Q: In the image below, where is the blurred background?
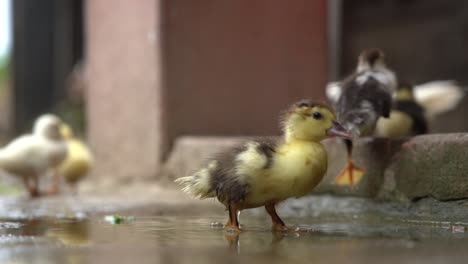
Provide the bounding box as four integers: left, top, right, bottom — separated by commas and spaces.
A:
0, 0, 467, 185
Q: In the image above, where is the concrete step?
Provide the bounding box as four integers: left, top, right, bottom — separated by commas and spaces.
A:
163, 134, 468, 202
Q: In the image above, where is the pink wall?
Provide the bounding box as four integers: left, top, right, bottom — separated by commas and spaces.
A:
86, 0, 328, 179
86, 0, 163, 180
165, 0, 328, 152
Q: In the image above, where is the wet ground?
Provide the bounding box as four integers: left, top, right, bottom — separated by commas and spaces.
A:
1, 192, 468, 263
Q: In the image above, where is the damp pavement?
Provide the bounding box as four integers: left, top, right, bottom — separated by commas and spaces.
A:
1, 188, 468, 264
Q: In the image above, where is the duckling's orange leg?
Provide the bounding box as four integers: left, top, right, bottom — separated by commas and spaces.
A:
265, 204, 286, 231
335, 139, 364, 186
266, 204, 307, 232
47, 172, 60, 195
224, 203, 241, 232
31, 174, 41, 197
23, 175, 40, 198
22, 177, 33, 196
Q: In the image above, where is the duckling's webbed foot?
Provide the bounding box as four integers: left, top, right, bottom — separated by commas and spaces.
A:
224, 203, 241, 233
335, 160, 364, 186
335, 139, 364, 186
265, 204, 306, 232
47, 172, 60, 195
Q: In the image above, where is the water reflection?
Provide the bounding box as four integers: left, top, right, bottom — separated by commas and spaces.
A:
222, 230, 286, 254
46, 219, 91, 246
0, 215, 467, 263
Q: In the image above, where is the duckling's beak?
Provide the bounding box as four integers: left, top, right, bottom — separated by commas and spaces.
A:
59, 123, 73, 139
326, 121, 352, 139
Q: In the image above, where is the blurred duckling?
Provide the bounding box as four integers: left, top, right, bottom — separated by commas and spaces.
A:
375, 80, 464, 138
331, 49, 395, 186
375, 82, 427, 138
412, 80, 465, 122
0, 114, 67, 197
176, 100, 351, 232
50, 124, 93, 194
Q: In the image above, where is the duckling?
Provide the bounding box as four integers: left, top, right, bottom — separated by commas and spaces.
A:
375, 80, 464, 138
0, 114, 67, 197
331, 49, 396, 186
49, 123, 93, 194
175, 100, 351, 232
375, 82, 427, 138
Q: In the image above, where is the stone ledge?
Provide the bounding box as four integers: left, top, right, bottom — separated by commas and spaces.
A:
163, 134, 468, 202
386, 134, 468, 201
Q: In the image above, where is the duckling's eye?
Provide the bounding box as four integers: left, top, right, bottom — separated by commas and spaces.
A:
312, 112, 323, 120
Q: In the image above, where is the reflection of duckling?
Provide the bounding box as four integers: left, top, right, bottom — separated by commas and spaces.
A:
0, 114, 67, 197
375, 83, 427, 138
176, 100, 350, 232
223, 229, 286, 254
50, 124, 93, 194
46, 219, 91, 247
331, 49, 395, 186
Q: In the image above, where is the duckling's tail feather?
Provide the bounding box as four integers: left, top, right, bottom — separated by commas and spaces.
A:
175, 175, 214, 199
175, 162, 217, 199
414, 80, 465, 119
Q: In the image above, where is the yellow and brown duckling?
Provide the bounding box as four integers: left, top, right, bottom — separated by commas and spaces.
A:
49, 123, 93, 194
375, 80, 465, 138
330, 49, 396, 186
0, 114, 67, 197
375, 82, 427, 138
176, 100, 351, 232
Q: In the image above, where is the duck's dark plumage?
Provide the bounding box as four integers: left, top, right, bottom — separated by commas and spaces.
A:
394, 100, 427, 135
207, 138, 278, 205
337, 75, 392, 135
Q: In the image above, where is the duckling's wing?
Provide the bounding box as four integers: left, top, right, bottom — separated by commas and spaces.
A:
326, 82, 343, 104
234, 140, 276, 174
0, 135, 43, 173
0, 135, 36, 159
67, 139, 94, 163
214, 140, 277, 203
176, 139, 277, 204
414, 80, 465, 119
59, 139, 93, 182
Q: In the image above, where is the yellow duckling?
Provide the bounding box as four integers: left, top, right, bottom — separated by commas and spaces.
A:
0, 114, 67, 197
376, 80, 464, 138
51, 124, 93, 194
375, 82, 427, 138
176, 100, 351, 232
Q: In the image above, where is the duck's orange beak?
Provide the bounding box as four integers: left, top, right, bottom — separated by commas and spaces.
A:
326, 121, 352, 139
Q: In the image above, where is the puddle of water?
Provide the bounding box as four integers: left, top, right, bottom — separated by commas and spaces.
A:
0, 214, 468, 264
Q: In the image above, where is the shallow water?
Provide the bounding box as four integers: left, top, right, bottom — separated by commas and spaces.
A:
1, 213, 468, 264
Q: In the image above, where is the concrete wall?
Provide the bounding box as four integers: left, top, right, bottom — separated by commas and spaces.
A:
85, 0, 163, 181
341, 0, 468, 133
164, 0, 328, 154
85, 0, 328, 180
